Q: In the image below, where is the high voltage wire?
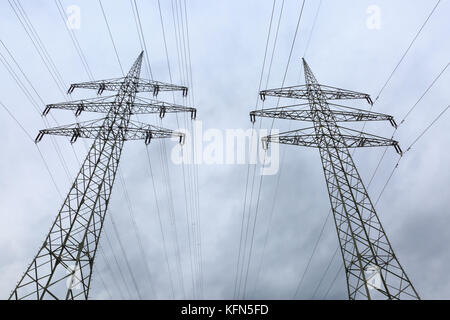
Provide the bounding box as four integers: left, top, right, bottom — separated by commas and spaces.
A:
131, 0, 153, 80
293, 206, 331, 298
173, 0, 203, 298
374, 0, 442, 102
239, 0, 307, 299
156, 0, 202, 298
182, 0, 204, 298
368, 61, 449, 187
170, 0, 195, 299
97, 0, 177, 299
0, 43, 74, 188
8, 0, 68, 99
98, 0, 124, 76
109, 213, 143, 299
311, 246, 338, 299
128, 0, 200, 299
375, 102, 450, 206
97, 244, 126, 299
303, 0, 322, 58
0, 101, 63, 200
243, 0, 307, 299
151, 27, 187, 303
93, 264, 113, 299
102, 231, 133, 299
234, 0, 277, 299
55, 0, 94, 80
145, 146, 176, 298
118, 171, 157, 297
248, 0, 287, 298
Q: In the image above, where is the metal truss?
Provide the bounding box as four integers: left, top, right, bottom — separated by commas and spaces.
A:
250, 103, 397, 128
43, 96, 196, 119
251, 59, 419, 300
260, 84, 373, 105
35, 119, 184, 145
10, 52, 193, 300
67, 77, 188, 96
261, 126, 402, 154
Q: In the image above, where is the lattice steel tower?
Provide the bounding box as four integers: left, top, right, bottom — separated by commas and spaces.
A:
10, 52, 196, 300
250, 59, 419, 300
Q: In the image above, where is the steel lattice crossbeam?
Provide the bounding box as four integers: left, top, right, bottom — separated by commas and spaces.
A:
259, 84, 373, 105
10, 52, 194, 300
250, 103, 397, 127
250, 59, 419, 300
67, 77, 188, 96
43, 96, 196, 119
261, 126, 403, 154
35, 119, 184, 145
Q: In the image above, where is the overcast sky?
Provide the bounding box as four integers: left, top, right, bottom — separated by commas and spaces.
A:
0, 0, 449, 300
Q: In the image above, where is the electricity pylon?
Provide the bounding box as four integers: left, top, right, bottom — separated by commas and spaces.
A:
250, 59, 419, 300
10, 52, 195, 300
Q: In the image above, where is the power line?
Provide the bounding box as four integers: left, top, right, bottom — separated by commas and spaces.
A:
375, 102, 450, 206
182, 0, 204, 298
311, 246, 338, 299
130, 0, 153, 80
109, 212, 143, 299
171, 0, 197, 298
98, 0, 125, 76
55, 0, 94, 80
0, 101, 63, 199
293, 208, 331, 298
374, 0, 442, 102
145, 146, 176, 298
234, 0, 277, 299
303, 0, 322, 58
323, 263, 344, 299
368, 60, 449, 187
249, 0, 291, 297
240, 0, 307, 299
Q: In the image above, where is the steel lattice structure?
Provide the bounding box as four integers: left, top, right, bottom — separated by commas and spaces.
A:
10, 52, 194, 300
250, 59, 419, 300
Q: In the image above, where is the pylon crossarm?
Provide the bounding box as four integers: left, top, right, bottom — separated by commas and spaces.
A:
68, 78, 187, 96
133, 97, 196, 118
35, 118, 184, 145
260, 85, 372, 105
250, 103, 396, 126
43, 96, 196, 119
43, 95, 117, 116
136, 79, 188, 96
262, 126, 401, 154
126, 120, 185, 144
67, 77, 125, 95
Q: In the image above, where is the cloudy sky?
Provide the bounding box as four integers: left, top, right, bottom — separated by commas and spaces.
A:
0, 0, 449, 300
